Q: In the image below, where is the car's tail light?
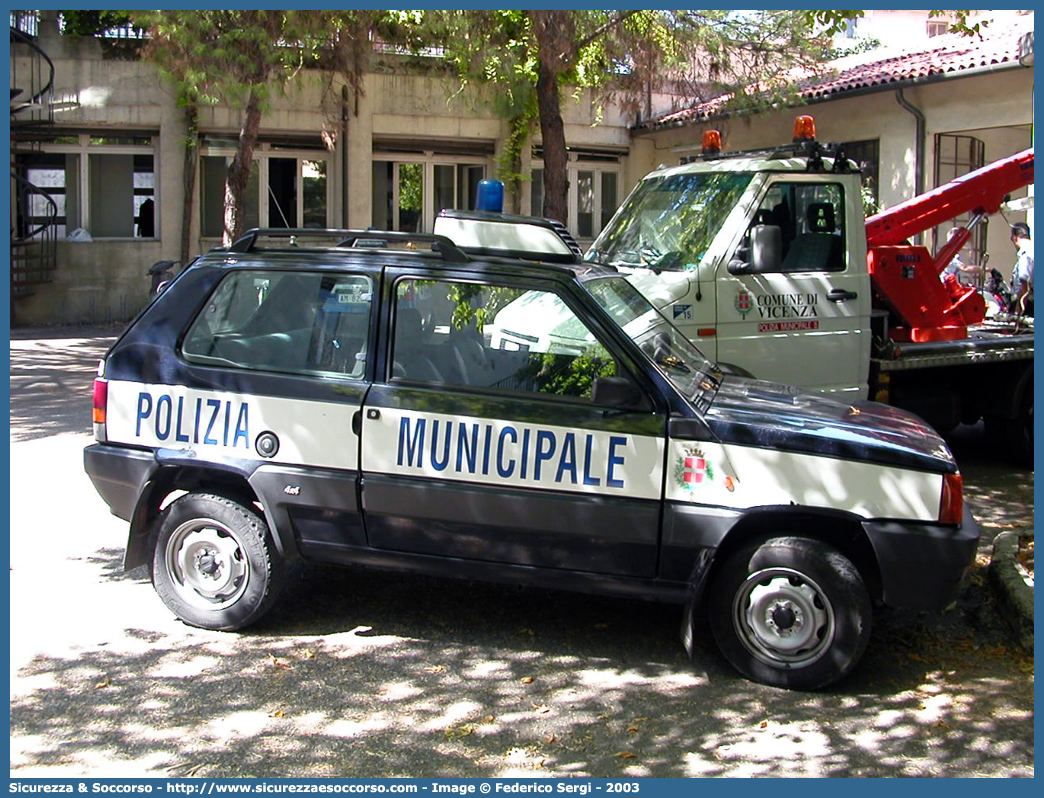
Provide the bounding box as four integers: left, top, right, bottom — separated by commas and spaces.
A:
939, 472, 963, 524
92, 377, 108, 425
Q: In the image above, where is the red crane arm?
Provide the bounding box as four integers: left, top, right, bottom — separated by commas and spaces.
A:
865, 148, 1034, 247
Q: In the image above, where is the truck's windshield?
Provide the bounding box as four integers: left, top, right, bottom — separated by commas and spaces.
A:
583, 276, 721, 405
585, 172, 753, 272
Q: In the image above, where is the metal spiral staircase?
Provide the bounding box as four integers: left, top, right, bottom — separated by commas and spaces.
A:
10, 21, 60, 310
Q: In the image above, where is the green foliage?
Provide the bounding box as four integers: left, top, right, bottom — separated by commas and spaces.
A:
929, 10, 981, 36
544, 350, 616, 398
391, 10, 903, 215
860, 181, 880, 218
496, 112, 538, 201
398, 163, 423, 213
59, 10, 135, 37
829, 38, 883, 60
133, 10, 395, 110
803, 10, 865, 38
514, 350, 616, 399
448, 283, 512, 331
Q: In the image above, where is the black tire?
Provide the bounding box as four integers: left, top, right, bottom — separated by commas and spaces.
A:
1010, 388, 1033, 469
151, 492, 284, 631
708, 536, 871, 690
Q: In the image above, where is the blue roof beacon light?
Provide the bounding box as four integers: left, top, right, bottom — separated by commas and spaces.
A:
475, 179, 504, 213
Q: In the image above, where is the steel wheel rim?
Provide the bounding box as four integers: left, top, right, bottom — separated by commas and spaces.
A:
165, 518, 250, 611
732, 566, 835, 668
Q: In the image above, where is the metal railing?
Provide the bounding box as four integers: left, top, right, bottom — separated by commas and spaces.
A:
10, 171, 59, 295
10, 26, 56, 128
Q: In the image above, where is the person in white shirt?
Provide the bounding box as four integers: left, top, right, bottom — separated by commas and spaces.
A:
1009, 222, 1033, 316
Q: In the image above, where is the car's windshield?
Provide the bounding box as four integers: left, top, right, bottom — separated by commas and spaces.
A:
582, 275, 721, 406
585, 171, 753, 272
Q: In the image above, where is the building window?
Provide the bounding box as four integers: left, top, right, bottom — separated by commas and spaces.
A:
200, 137, 330, 239
530, 149, 623, 243
841, 139, 880, 213
12, 132, 155, 239
934, 134, 986, 270
372, 155, 486, 233
927, 20, 948, 37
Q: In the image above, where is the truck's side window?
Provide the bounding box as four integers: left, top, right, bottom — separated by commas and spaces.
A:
392, 278, 617, 400
182, 270, 373, 378
752, 183, 845, 273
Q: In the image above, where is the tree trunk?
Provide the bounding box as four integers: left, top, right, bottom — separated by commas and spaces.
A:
530, 10, 571, 225
536, 62, 568, 224
223, 90, 263, 246
180, 102, 199, 264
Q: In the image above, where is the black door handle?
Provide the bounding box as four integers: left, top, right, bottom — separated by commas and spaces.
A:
827, 288, 858, 302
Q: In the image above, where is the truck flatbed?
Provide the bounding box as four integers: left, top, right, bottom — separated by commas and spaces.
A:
874, 323, 1034, 371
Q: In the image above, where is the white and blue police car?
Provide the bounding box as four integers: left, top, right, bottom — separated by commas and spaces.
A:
84, 226, 978, 689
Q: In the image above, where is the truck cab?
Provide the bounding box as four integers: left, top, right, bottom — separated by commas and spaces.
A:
577, 122, 1033, 466
585, 150, 872, 398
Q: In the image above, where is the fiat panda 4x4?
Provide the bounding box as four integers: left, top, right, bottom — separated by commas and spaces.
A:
84, 227, 979, 689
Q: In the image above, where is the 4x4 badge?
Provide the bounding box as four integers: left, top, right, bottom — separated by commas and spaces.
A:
674, 446, 714, 490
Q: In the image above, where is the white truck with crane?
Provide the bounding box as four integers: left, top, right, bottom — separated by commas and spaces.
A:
441, 117, 1034, 465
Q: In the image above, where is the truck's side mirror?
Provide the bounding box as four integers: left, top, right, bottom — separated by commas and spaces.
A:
728, 224, 782, 275
592, 375, 643, 408
751, 224, 783, 273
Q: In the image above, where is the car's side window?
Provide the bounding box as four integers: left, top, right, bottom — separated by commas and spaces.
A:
392, 278, 617, 400
183, 270, 373, 378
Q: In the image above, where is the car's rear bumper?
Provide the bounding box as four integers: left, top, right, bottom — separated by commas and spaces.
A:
83, 443, 155, 521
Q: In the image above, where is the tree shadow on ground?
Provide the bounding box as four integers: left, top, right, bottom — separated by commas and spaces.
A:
9, 332, 120, 442
9, 328, 1034, 778
10, 559, 1034, 778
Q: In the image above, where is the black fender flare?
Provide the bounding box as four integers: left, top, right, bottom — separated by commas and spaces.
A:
123, 452, 301, 571
679, 503, 880, 658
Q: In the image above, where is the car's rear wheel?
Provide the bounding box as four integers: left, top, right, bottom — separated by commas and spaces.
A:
709, 536, 871, 690
151, 492, 283, 631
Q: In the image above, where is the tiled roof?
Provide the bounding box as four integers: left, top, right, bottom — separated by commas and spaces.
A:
643, 17, 1034, 130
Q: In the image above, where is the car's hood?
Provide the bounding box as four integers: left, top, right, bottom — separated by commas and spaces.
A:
705, 376, 957, 474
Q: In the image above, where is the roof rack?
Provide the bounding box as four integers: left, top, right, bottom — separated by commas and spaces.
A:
681, 139, 858, 174
225, 228, 470, 263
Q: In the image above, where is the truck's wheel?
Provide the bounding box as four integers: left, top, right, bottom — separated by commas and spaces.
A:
1011, 388, 1033, 469
151, 493, 283, 631
708, 536, 871, 690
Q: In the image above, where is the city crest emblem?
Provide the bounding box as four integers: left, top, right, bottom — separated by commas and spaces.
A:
674, 446, 714, 491
734, 289, 753, 318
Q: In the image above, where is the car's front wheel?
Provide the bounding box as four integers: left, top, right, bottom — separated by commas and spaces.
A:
151, 492, 283, 631
708, 536, 871, 690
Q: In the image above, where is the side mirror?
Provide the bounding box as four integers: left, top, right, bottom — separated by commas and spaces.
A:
592, 375, 642, 408
728, 224, 782, 275
750, 224, 783, 273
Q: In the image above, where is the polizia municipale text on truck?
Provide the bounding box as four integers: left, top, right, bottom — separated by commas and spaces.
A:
85, 224, 978, 689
